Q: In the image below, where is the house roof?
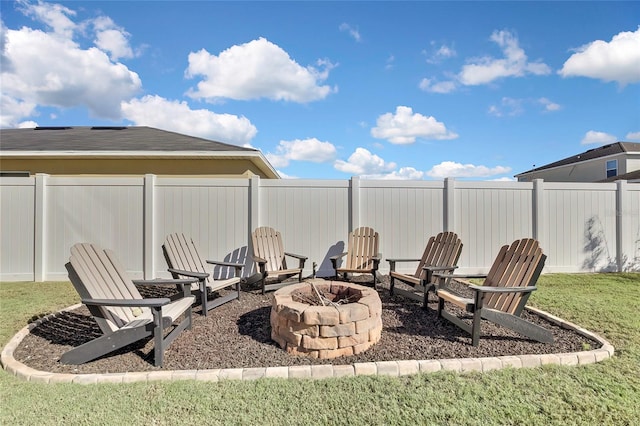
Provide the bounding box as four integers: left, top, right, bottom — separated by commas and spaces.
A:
0, 126, 257, 152
0, 126, 279, 178
515, 141, 640, 177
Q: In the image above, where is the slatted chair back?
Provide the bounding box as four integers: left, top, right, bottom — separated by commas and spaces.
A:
163, 233, 211, 290
413, 232, 463, 278
252, 227, 287, 272
482, 238, 545, 315
69, 243, 144, 334
345, 227, 379, 270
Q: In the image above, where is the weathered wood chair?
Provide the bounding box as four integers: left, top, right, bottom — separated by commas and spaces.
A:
330, 226, 381, 289
435, 238, 554, 346
163, 233, 242, 316
387, 231, 463, 308
61, 243, 196, 367
251, 227, 308, 293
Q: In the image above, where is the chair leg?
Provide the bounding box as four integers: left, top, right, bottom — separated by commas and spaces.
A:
471, 292, 483, 346
152, 307, 164, 367
199, 279, 209, 317
422, 288, 428, 310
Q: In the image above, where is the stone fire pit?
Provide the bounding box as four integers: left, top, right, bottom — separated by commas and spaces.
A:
270, 279, 382, 359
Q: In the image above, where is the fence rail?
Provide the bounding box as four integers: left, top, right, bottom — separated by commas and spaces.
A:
1, 174, 638, 282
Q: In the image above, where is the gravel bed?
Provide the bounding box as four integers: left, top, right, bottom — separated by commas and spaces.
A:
12, 276, 597, 374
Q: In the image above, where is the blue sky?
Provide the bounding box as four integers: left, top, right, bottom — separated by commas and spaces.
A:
2, 1, 639, 180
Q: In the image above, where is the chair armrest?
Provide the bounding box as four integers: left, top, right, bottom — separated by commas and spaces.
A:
469, 285, 538, 294
433, 272, 487, 280
284, 252, 308, 260
206, 260, 244, 268
329, 253, 347, 261
253, 255, 267, 264
82, 297, 171, 308
387, 258, 420, 263
386, 258, 419, 272
165, 268, 209, 280
423, 265, 459, 272
133, 277, 200, 285
285, 252, 307, 269
330, 253, 347, 270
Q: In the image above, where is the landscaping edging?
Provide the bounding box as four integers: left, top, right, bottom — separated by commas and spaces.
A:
1, 303, 615, 384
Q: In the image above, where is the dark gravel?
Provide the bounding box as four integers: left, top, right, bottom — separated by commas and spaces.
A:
13, 276, 597, 374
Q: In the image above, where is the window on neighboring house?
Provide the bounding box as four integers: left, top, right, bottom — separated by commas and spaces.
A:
606, 160, 618, 178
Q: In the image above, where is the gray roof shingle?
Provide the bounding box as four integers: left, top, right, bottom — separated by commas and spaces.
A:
0, 126, 258, 153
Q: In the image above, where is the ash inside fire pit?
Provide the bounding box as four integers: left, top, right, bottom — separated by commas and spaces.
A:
291, 282, 362, 306
270, 280, 382, 359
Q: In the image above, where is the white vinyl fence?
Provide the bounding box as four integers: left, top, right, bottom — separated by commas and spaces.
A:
1, 174, 639, 282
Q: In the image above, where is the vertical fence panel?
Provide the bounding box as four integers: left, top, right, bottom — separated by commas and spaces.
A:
154, 178, 250, 279
359, 180, 445, 274
259, 180, 350, 277
453, 181, 533, 271
0, 177, 35, 280
45, 177, 145, 279
542, 182, 618, 272
620, 182, 640, 271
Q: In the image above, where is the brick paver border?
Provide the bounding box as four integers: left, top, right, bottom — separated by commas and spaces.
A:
1, 303, 614, 384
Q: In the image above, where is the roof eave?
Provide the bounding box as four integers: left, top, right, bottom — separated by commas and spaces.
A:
0, 150, 280, 179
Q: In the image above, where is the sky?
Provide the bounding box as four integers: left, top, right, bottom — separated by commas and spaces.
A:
1, 1, 639, 180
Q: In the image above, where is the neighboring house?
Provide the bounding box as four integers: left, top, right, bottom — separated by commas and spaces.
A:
515, 142, 640, 183
0, 126, 279, 178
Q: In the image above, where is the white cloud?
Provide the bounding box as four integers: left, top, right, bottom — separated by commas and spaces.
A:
19, 0, 77, 39
419, 78, 457, 94
92, 16, 135, 61
538, 97, 561, 112
488, 97, 524, 117
334, 148, 397, 175
371, 106, 458, 144
625, 131, 640, 141
2, 10, 141, 122
17, 120, 38, 128
363, 167, 425, 180
489, 97, 561, 117
1, 94, 37, 128
581, 130, 617, 145
186, 37, 337, 103
339, 23, 361, 42
559, 27, 640, 86
121, 95, 257, 145
459, 30, 551, 85
426, 161, 511, 179
265, 138, 337, 168
425, 42, 457, 64
385, 55, 395, 71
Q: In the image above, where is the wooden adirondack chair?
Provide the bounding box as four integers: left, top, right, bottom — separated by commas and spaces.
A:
251, 227, 308, 293
435, 238, 554, 346
163, 233, 242, 316
387, 232, 463, 308
61, 243, 196, 367
330, 226, 381, 289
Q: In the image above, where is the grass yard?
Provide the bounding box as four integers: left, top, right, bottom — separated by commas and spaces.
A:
1, 274, 639, 425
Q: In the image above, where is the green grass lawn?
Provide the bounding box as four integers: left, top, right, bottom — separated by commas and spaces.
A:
1, 274, 639, 425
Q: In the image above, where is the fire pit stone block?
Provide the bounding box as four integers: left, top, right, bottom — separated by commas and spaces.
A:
270, 279, 382, 359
